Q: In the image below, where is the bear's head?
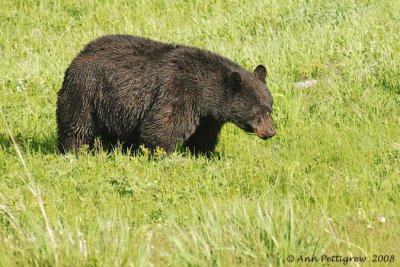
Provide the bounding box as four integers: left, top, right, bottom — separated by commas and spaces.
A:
225, 65, 275, 140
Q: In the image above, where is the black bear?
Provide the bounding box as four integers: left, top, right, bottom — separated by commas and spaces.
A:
56, 35, 275, 155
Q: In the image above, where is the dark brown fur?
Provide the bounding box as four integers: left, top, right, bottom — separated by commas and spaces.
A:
56, 35, 275, 155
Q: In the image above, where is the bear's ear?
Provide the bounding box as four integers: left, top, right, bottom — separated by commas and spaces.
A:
254, 65, 267, 82
227, 71, 243, 90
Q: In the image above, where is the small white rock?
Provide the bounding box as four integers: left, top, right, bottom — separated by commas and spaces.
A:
294, 79, 317, 89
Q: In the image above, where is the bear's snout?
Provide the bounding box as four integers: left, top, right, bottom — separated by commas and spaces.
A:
255, 117, 276, 140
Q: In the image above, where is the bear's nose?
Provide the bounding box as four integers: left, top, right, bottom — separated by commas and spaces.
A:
256, 128, 275, 140
255, 117, 276, 140
268, 127, 276, 137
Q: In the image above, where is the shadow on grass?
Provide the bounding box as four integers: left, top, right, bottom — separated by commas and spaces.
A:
0, 132, 223, 160
101, 142, 223, 160
0, 132, 58, 155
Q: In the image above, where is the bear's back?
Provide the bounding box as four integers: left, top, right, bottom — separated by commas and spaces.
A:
79, 35, 178, 59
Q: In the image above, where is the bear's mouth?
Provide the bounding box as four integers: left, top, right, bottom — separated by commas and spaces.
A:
245, 125, 255, 133
241, 123, 275, 140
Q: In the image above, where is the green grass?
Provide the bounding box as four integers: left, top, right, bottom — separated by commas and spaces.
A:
1, 0, 399, 266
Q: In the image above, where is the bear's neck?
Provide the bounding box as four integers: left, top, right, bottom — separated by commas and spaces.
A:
195, 80, 231, 123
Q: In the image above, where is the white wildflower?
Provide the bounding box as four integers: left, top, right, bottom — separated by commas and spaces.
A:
378, 215, 386, 223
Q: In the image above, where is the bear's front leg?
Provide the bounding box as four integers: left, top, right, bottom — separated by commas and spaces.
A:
183, 116, 223, 156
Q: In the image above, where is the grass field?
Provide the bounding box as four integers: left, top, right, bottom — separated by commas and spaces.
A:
1, 0, 399, 266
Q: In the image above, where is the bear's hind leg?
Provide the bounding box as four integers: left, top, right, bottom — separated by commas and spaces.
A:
57, 96, 97, 153
57, 122, 96, 153
56, 66, 99, 154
